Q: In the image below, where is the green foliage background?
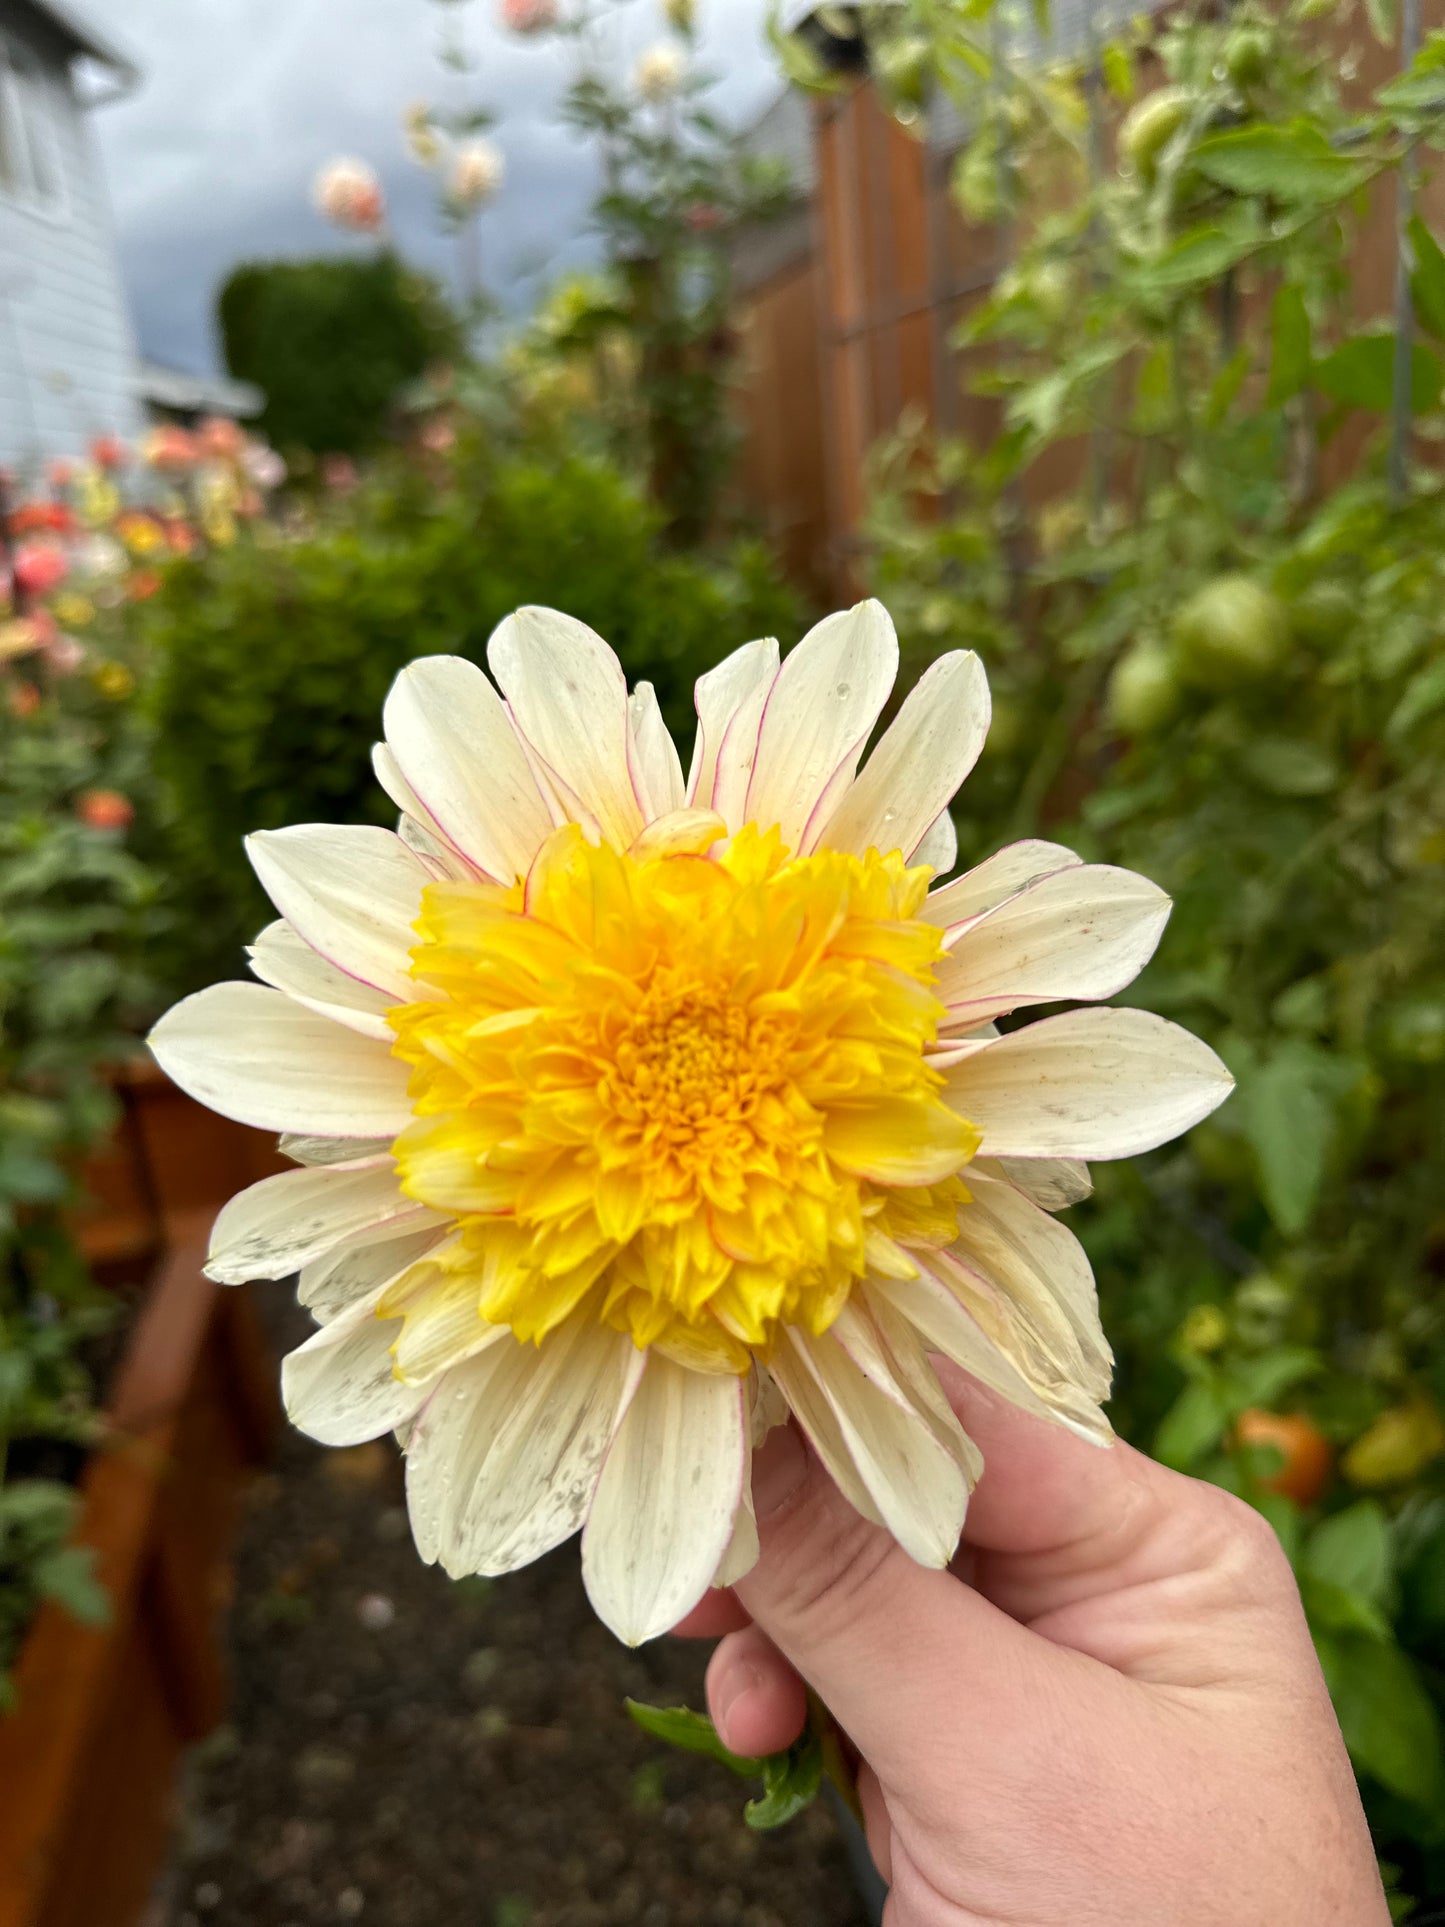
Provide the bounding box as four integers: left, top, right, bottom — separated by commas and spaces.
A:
843, 0, 1445, 1906
219, 253, 461, 456
140, 440, 800, 989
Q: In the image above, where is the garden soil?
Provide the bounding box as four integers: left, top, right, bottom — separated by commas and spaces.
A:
153, 1294, 869, 1927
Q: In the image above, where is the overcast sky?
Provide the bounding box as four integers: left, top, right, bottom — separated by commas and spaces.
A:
90, 0, 780, 376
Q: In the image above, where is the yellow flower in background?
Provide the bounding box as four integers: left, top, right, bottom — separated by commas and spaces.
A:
115, 512, 166, 559
93, 660, 135, 701
150, 602, 1232, 1644
52, 592, 96, 630
77, 469, 121, 528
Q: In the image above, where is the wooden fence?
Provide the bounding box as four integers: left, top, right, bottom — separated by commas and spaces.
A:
732, 9, 1445, 604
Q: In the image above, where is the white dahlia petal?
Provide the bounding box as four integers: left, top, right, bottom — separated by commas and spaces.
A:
389, 1274, 511, 1385
382, 654, 556, 881
950, 1167, 1112, 1397
437, 1316, 638, 1579
816, 650, 989, 862
298, 1222, 450, 1322
245, 824, 430, 999
282, 1295, 426, 1447
935, 863, 1172, 1029
686, 636, 779, 810
713, 1481, 760, 1589
709, 658, 779, 832
627, 682, 686, 820
922, 838, 1083, 928
742, 600, 898, 850
205, 1158, 435, 1285
280, 1133, 396, 1167
582, 1357, 748, 1645
249, 921, 396, 1040
945, 1006, 1234, 1161
979, 1154, 1093, 1211
774, 1325, 971, 1567
911, 808, 957, 877
371, 741, 480, 877
148, 983, 413, 1138
831, 1296, 985, 1486
486, 607, 644, 849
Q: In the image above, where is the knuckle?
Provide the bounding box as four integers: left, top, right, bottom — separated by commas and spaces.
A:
754, 1484, 901, 1647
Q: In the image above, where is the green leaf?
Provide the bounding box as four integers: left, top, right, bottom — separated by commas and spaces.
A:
1314, 331, 1444, 413
625, 1701, 756, 1776
1386, 654, 1445, 739
1231, 1347, 1322, 1411
1268, 284, 1312, 403
1366, 0, 1398, 45
1130, 217, 1263, 294
1407, 217, 1445, 340
1101, 42, 1134, 102
1154, 1378, 1229, 1469
1323, 1636, 1445, 1813
1235, 735, 1340, 796
1190, 123, 1372, 202
31, 1546, 110, 1626
744, 1726, 824, 1829
1304, 1501, 1392, 1606
1301, 1570, 1394, 1641
1237, 1042, 1356, 1236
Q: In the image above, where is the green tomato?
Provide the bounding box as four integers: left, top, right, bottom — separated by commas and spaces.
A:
1119, 85, 1191, 182
1171, 576, 1292, 693
1224, 26, 1271, 87
1290, 581, 1356, 651
1107, 643, 1183, 734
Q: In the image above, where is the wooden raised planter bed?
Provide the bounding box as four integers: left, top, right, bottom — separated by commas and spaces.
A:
0, 1069, 286, 1927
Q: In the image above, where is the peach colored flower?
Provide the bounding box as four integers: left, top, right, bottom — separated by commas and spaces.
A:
315, 157, 386, 234
77, 788, 135, 833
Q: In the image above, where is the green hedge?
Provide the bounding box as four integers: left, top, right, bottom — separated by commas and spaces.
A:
141, 447, 800, 989
219, 254, 461, 457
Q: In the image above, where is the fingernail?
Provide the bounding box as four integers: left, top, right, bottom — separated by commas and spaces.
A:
751, 1421, 808, 1520
715, 1658, 762, 1751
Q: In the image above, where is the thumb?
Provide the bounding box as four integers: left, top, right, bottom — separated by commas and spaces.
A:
732, 1420, 1109, 1806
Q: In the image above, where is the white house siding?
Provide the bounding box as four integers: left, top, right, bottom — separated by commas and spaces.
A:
0, 0, 140, 474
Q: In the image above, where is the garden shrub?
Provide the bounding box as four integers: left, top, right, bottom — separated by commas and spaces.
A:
141, 443, 801, 990
218, 254, 461, 457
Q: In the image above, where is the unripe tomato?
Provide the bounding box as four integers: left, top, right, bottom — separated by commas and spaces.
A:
1108, 644, 1183, 734
1224, 26, 1271, 87
1119, 86, 1190, 182
1290, 581, 1356, 651
1172, 576, 1292, 692
1342, 1402, 1445, 1488
1234, 1409, 1333, 1507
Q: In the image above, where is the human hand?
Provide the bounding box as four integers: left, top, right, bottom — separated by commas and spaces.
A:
679, 1371, 1387, 1927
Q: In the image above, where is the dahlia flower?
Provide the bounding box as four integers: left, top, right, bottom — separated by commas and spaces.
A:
636, 42, 686, 102
451, 139, 505, 209
314, 157, 386, 234
149, 603, 1232, 1645
501, 0, 558, 32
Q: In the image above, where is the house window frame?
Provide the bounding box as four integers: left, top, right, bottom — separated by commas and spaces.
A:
0, 35, 69, 223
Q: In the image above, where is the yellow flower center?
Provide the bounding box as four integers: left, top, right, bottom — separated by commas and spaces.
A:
385, 812, 979, 1374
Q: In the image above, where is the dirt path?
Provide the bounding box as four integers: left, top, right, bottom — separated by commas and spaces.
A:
158, 1299, 870, 1927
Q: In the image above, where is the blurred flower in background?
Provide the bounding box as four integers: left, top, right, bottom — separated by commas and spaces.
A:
501, 0, 558, 33
663, 0, 695, 32
451, 137, 505, 209
142, 425, 198, 474
314, 156, 386, 234
636, 43, 685, 103
404, 102, 443, 167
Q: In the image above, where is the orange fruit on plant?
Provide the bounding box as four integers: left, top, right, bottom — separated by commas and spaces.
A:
1234, 1409, 1332, 1507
